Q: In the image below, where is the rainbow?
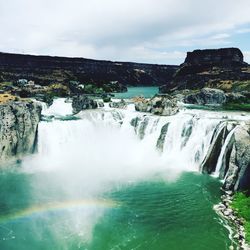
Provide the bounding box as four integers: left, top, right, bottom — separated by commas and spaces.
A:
0, 199, 118, 224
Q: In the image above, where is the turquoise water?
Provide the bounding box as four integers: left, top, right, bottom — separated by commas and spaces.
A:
0, 170, 231, 250
114, 87, 159, 99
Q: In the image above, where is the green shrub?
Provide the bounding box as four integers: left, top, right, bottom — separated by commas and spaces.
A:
232, 192, 250, 242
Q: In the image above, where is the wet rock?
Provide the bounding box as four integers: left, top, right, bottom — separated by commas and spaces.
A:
135, 95, 179, 116
156, 123, 170, 152
223, 123, 250, 191
72, 95, 98, 114
97, 101, 104, 108
201, 122, 229, 174
0, 100, 42, 164
109, 99, 127, 109
184, 88, 226, 105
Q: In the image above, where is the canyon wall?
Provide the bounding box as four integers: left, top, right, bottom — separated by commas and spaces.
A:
0, 52, 178, 87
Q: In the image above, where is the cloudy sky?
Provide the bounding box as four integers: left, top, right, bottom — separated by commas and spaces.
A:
1, 0, 250, 64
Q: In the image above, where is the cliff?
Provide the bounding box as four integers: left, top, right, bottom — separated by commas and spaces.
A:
201, 121, 250, 192
0, 100, 41, 164
184, 48, 244, 66
0, 52, 178, 88
160, 48, 250, 93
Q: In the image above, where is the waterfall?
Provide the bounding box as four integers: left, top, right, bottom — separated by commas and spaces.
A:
42, 98, 73, 116
213, 126, 237, 177
22, 99, 249, 187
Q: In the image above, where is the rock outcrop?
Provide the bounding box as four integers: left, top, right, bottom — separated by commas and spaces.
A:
201, 121, 250, 192
184, 88, 250, 111
72, 95, 98, 114
184, 88, 227, 105
135, 95, 179, 116
223, 124, 250, 191
160, 48, 250, 93
109, 99, 127, 109
0, 100, 42, 164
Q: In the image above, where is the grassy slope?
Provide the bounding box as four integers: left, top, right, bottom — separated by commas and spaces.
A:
231, 193, 250, 242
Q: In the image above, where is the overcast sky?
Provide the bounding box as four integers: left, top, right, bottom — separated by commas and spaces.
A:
1, 0, 250, 65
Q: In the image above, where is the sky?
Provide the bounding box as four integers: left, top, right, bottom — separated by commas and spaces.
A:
0, 0, 250, 65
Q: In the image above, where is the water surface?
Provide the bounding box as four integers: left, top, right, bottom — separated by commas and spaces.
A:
114, 86, 158, 99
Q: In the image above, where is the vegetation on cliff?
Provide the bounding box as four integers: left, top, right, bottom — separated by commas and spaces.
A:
231, 192, 250, 243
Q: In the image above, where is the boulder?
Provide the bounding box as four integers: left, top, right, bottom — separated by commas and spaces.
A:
109, 99, 127, 109
135, 95, 179, 116
184, 88, 226, 105
225, 91, 250, 104
72, 95, 98, 114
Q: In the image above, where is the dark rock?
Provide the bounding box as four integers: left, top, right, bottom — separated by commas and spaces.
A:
34, 94, 54, 106
156, 123, 170, 152
160, 47, 250, 93
184, 48, 244, 66
97, 101, 104, 108
102, 94, 112, 103
0, 52, 178, 89
109, 99, 127, 109
72, 95, 98, 114
225, 91, 250, 104
201, 122, 230, 174
68, 81, 85, 94
184, 88, 226, 105
102, 81, 127, 93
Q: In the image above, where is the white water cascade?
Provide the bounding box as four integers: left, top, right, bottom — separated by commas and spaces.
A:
23, 99, 249, 186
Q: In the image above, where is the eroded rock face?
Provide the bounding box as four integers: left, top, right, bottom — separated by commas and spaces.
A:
201, 122, 231, 174
135, 95, 179, 116
184, 88, 227, 105
223, 124, 250, 191
0, 101, 41, 164
200, 120, 250, 192
72, 95, 98, 114
184, 48, 244, 66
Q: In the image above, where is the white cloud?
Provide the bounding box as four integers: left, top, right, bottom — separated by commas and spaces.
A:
0, 0, 250, 64
236, 28, 250, 34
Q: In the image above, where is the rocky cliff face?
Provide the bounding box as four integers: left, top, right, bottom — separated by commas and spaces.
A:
0, 52, 178, 87
160, 48, 250, 93
201, 121, 250, 192
0, 100, 41, 164
184, 48, 244, 66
